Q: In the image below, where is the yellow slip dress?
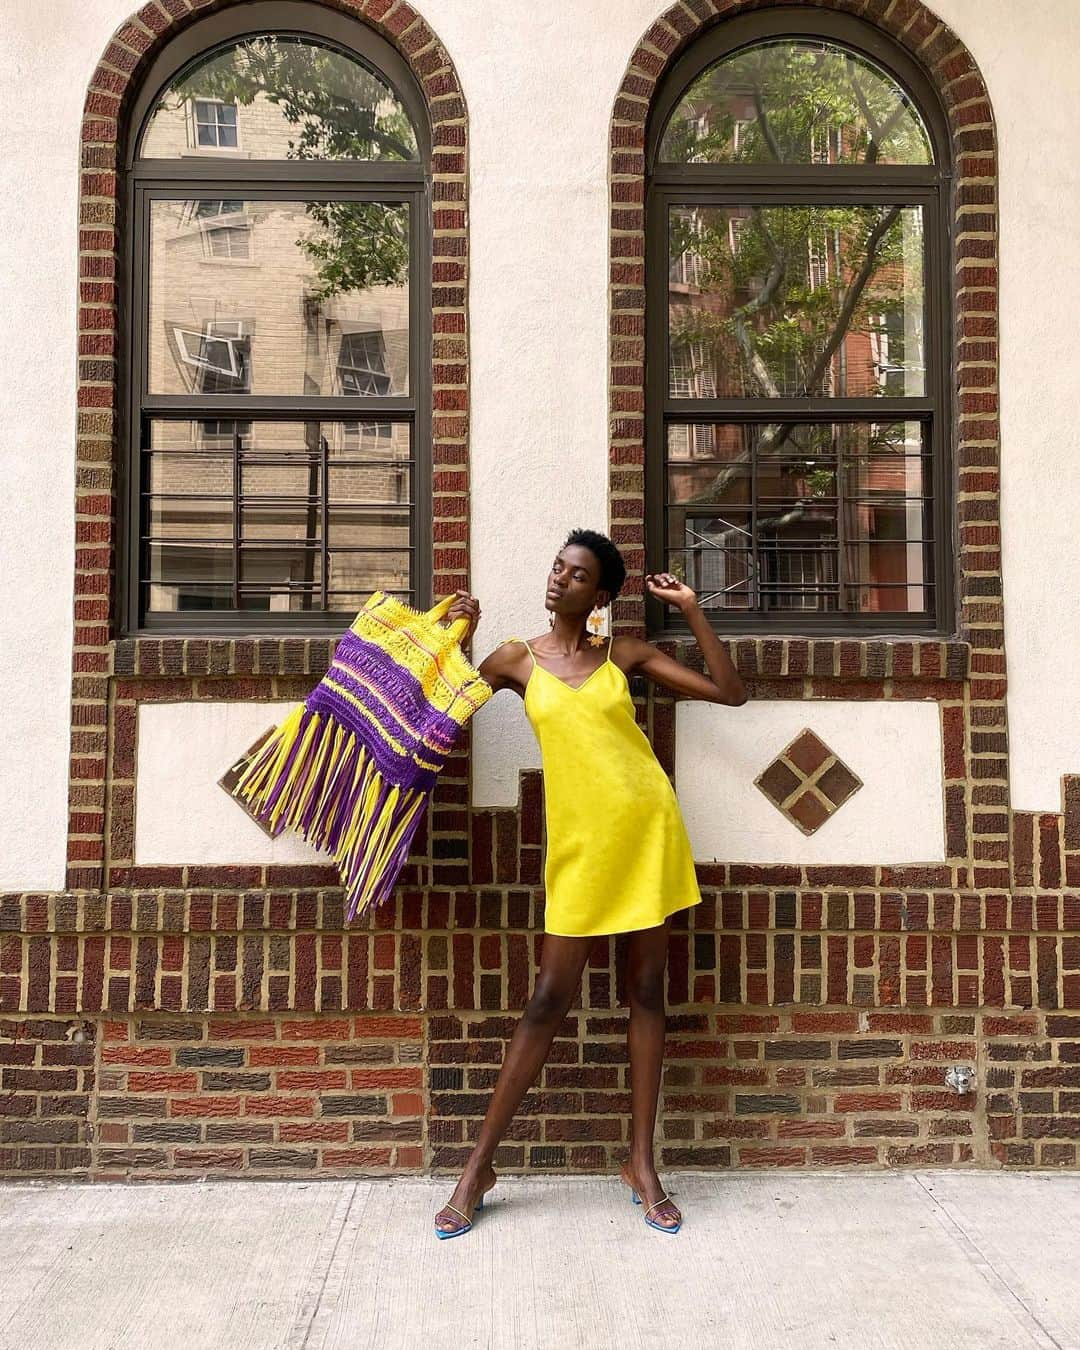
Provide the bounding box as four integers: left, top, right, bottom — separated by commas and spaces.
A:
499, 633, 703, 937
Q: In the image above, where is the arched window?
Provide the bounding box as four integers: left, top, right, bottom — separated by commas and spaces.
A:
122, 5, 431, 632
646, 11, 951, 635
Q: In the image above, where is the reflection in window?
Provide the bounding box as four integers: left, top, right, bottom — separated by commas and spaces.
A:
659, 39, 932, 166
127, 14, 428, 629
337, 330, 391, 396
191, 98, 239, 149
147, 199, 410, 398
343, 419, 395, 455
141, 35, 419, 162
650, 25, 946, 630
181, 319, 252, 447
198, 418, 251, 451
666, 422, 929, 614
170, 322, 251, 405
668, 204, 925, 399
191, 200, 252, 260
143, 420, 413, 614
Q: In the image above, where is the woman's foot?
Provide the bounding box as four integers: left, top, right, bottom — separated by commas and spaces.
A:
619, 1159, 681, 1229
434, 1162, 498, 1235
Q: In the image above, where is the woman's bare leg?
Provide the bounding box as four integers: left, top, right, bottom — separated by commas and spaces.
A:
619, 914, 681, 1228
434, 932, 593, 1232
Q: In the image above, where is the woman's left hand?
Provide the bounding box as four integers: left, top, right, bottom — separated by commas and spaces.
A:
645, 572, 697, 611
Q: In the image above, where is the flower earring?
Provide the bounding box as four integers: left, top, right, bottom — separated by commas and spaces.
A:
586, 603, 608, 648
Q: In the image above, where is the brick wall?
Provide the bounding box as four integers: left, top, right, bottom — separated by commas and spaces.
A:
6, 924, 1080, 1175
4, 0, 1080, 1179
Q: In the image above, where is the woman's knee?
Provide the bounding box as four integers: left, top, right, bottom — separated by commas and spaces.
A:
627, 969, 666, 1013
523, 978, 573, 1026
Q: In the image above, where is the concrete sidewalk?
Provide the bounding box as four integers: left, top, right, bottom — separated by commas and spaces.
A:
2, 1171, 1078, 1350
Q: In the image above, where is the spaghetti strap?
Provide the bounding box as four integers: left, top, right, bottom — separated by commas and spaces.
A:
499, 635, 535, 668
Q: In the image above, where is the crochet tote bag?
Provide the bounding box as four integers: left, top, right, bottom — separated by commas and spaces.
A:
223, 590, 493, 922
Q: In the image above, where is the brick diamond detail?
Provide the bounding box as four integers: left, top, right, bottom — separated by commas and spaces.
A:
754, 729, 863, 835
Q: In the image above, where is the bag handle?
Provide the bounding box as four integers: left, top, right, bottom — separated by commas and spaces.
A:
426, 592, 473, 646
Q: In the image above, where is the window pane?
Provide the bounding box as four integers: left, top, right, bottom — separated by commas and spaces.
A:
668, 204, 924, 398
326, 420, 411, 498
328, 589, 414, 613
142, 419, 413, 615
665, 421, 932, 615
237, 546, 321, 611
148, 199, 410, 397
659, 39, 931, 165
140, 35, 419, 161
327, 552, 412, 611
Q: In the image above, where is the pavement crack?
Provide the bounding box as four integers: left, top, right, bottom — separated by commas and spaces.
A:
911, 1174, 1072, 1350
284, 1181, 359, 1350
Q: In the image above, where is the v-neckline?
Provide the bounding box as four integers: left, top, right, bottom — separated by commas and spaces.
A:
524, 635, 611, 694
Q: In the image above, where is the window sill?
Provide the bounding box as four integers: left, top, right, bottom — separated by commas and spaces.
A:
110, 635, 342, 679
109, 634, 969, 685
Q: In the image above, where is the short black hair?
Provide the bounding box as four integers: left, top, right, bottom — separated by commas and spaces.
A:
560, 527, 626, 605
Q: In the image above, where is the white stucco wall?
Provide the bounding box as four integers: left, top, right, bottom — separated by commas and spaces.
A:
676, 701, 945, 864
0, 8, 100, 889
982, 5, 1080, 811
134, 702, 325, 863
2, 0, 1079, 885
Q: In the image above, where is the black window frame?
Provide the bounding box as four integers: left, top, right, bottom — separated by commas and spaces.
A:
120, 1, 433, 635
645, 8, 955, 639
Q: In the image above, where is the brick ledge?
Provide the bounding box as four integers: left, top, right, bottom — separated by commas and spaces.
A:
106, 635, 971, 682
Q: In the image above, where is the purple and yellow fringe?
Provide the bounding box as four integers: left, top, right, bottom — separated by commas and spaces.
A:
229, 592, 493, 922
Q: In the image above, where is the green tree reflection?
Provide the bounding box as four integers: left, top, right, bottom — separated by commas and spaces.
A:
168, 36, 415, 299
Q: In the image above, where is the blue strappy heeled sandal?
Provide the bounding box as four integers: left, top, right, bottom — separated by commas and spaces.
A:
630, 1187, 682, 1234
621, 1165, 682, 1233
433, 1190, 487, 1240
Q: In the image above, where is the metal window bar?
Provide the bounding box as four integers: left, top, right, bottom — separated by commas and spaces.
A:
142, 418, 415, 617
665, 423, 935, 616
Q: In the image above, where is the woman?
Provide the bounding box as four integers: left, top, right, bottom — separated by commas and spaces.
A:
433, 527, 747, 1238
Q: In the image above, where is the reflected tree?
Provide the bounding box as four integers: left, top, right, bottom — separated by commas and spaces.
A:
661, 43, 930, 165
163, 37, 414, 299
664, 43, 928, 545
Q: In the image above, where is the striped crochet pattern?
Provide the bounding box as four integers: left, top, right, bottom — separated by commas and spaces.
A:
228, 591, 493, 922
